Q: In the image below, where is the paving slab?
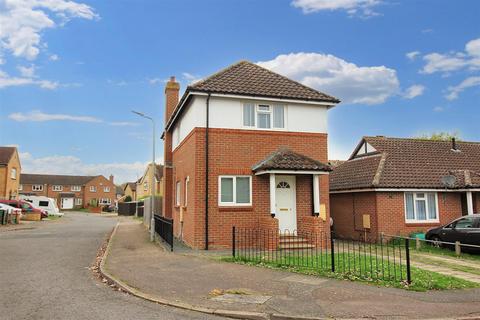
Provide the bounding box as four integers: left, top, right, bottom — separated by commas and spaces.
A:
104, 220, 480, 319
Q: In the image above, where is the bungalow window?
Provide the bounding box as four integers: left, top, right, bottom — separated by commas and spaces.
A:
52, 185, 63, 191
176, 181, 181, 206
243, 103, 285, 129
71, 185, 81, 192
405, 192, 438, 222
219, 176, 251, 206
32, 185, 43, 191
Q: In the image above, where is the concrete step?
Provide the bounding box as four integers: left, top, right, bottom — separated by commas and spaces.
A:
279, 243, 315, 250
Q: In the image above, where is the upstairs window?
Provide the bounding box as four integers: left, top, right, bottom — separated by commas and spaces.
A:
405, 192, 438, 222
71, 185, 81, 192
52, 185, 63, 192
32, 185, 43, 191
11, 168, 17, 179
243, 103, 285, 129
104, 186, 110, 192
89, 186, 96, 192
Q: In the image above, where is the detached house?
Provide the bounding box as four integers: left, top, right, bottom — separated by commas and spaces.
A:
162, 61, 339, 249
0, 146, 21, 200
136, 163, 164, 200
330, 136, 480, 240
20, 173, 116, 209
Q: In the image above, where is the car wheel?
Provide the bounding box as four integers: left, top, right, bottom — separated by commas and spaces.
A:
430, 236, 442, 248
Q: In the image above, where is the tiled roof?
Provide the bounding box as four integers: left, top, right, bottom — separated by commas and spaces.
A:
0, 147, 16, 165
189, 61, 339, 103
125, 182, 137, 191
20, 173, 96, 186
165, 61, 339, 132
252, 148, 331, 172
330, 136, 480, 191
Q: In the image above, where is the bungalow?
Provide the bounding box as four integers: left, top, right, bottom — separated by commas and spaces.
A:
330, 136, 480, 241
162, 61, 339, 249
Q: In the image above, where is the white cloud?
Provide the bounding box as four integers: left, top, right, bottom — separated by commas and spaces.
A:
291, 0, 382, 17
8, 110, 101, 122
0, 69, 58, 89
182, 72, 202, 84
17, 64, 36, 77
445, 76, 480, 101
421, 37, 480, 74
49, 54, 59, 61
406, 51, 420, 61
109, 121, 139, 127
19, 152, 149, 184
0, 0, 98, 60
403, 84, 425, 99
433, 106, 444, 112
148, 77, 165, 85
257, 52, 399, 105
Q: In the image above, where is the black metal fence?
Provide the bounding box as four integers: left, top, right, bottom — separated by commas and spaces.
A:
154, 215, 174, 252
232, 227, 411, 285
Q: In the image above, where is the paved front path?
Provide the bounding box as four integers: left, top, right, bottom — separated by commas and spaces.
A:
106, 220, 480, 319
0, 212, 224, 320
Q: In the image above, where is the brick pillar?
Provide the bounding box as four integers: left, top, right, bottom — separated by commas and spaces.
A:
162, 76, 180, 218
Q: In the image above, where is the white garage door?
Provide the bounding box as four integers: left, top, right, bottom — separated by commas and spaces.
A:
61, 198, 74, 209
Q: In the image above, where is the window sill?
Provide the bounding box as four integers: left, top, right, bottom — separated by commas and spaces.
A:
218, 206, 254, 212
405, 221, 440, 226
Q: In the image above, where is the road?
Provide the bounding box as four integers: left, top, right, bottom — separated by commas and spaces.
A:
0, 212, 224, 320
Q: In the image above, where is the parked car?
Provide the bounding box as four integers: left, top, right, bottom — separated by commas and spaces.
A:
19, 195, 63, 216
0, 203, 23, 221
0, 200, 48, 219
425, 214, 480, 251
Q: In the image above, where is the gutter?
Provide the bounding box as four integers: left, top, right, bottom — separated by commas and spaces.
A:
205, 93, 211, 250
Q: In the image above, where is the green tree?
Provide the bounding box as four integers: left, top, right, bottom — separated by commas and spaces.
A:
416, 131, 461, 141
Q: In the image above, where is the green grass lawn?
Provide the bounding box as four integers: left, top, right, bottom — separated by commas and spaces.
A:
223, 251, 478, 291
410, 242, 480, 262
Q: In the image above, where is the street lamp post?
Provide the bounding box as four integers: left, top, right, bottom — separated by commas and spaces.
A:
132, 110, 156, 242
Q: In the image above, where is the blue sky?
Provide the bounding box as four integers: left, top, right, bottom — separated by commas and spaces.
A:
0, 0, 479, 183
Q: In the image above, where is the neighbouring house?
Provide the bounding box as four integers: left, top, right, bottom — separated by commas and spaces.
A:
19, 173, 116, 210
123, 182, 137, 201
330, 136, 480, 241
0, 146, 21, 200
136, 163, 164, 200
162, 61, 339, 249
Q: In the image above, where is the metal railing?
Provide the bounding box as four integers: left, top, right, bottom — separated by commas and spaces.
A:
232, 227, 411, 285
154, 215, 174, 252
383, 234, 480, 255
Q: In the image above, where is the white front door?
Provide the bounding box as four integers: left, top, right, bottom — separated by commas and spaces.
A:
275, 175, 296, 233
61, 198, 74, 209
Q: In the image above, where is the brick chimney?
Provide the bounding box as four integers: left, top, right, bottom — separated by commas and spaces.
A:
163, 76, 179, 218
109, 174, 114, 183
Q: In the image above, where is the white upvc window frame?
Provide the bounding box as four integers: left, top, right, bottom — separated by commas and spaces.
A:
89, 186, 97, 192
218, 175, 252, 207
32, 185, 43, 192
18, 184, 23, 191
184, 176, 189, 207
242, 102, 286, 130
104, 186, 110, 192
71, 185, 81, 192
75, 198, 82, 206
52, 185, 63, 192
404, 192, 439, 223
99, 198, 111, 205
11, 168, 17, 179
175, 181, 181, 207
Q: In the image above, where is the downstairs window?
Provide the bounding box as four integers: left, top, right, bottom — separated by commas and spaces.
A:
405, 192, 438, 223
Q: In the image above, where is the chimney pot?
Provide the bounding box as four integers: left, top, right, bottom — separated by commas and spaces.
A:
170, 76, 175, 82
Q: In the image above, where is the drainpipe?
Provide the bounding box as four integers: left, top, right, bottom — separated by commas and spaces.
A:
205, 93, 211, 250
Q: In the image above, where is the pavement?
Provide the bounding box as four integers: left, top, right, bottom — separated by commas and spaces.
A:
0, 212, 226, 320
104, 219, 480, 320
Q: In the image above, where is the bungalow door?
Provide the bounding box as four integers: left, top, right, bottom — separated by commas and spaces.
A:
275, 175, 297, 233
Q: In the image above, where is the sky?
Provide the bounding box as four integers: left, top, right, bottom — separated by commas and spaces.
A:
0, 0, 479, 184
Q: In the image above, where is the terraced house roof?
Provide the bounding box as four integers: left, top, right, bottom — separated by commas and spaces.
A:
330, 136, 480, 191
20, 173, 97, 186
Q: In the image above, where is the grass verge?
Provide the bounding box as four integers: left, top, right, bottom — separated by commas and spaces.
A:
222, 253, 479, 292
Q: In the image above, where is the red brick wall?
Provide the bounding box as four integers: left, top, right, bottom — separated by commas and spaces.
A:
170, 127, 330, 249
375, 192, 461, 236
330, 192, 377, 241
84, 176, 116, 207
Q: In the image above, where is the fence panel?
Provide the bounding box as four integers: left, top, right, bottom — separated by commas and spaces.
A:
154, 215, 173, 251
232, 227, 410, 285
